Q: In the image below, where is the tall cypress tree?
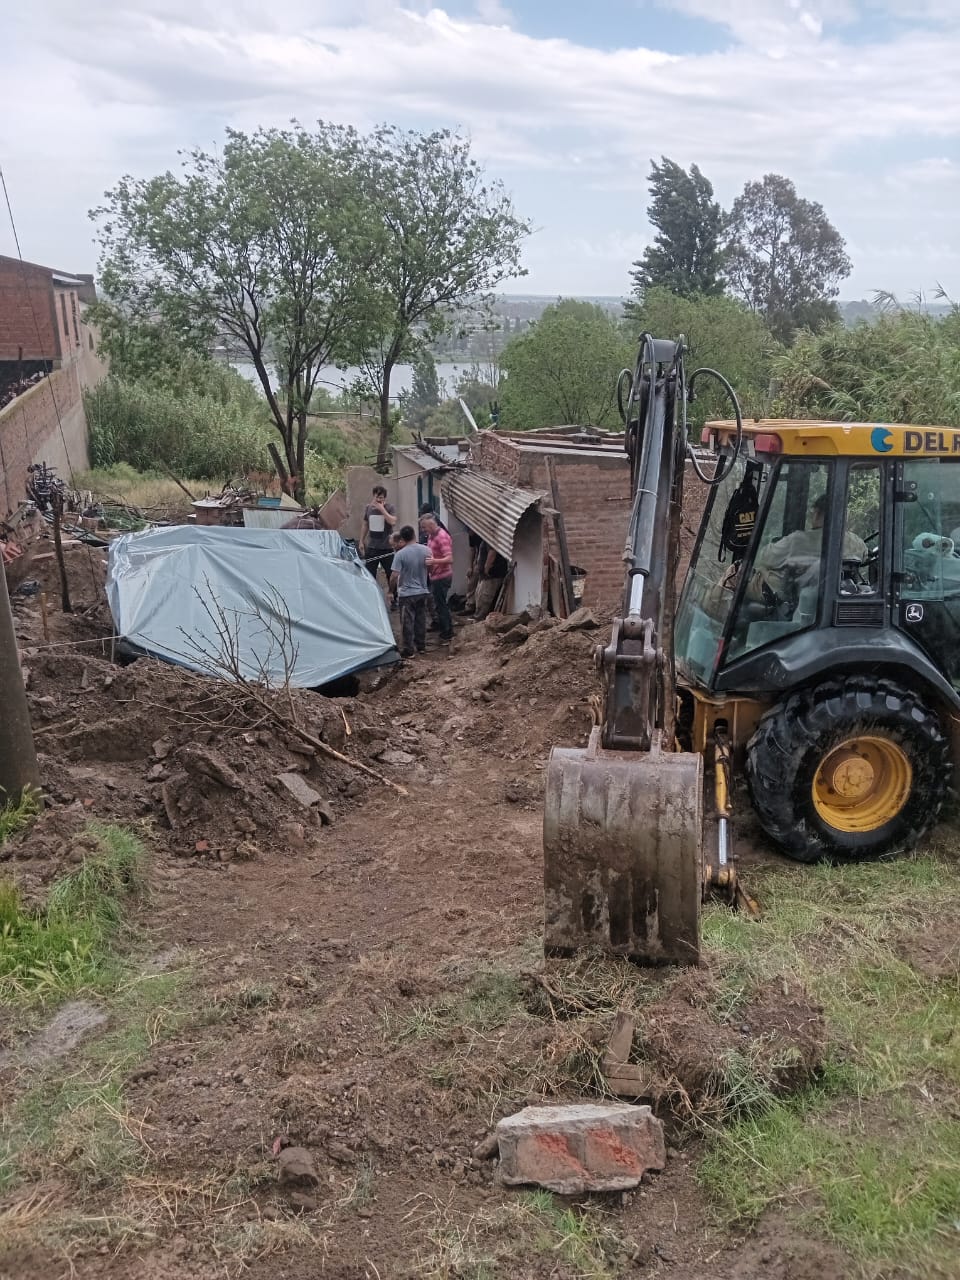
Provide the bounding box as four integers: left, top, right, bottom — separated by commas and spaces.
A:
629, 158, 726, 301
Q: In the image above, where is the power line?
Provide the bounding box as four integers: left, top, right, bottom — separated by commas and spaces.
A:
0, 161, 77, 483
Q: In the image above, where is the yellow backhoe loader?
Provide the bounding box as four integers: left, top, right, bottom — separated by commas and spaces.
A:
543, 334, 959, 964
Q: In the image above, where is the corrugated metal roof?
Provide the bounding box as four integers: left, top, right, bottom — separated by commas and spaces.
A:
392, 445, 446, 472
441, 470, 545, 561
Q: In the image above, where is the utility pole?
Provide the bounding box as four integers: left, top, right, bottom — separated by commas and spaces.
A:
0, 563, 40, 803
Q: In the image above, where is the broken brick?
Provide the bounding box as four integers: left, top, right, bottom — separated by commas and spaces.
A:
495, 1102, 665, 1195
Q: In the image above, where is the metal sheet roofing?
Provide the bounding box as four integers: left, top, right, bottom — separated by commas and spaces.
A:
392, 445, 447, 473
441, 469, 545, 561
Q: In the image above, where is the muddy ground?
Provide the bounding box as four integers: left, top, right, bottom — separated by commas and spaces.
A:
0, 554, 863, 1279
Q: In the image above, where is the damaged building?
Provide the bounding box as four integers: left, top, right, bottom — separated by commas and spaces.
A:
0, 254, 105, 514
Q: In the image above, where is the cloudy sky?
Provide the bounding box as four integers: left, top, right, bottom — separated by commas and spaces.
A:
3, 0, 958, 299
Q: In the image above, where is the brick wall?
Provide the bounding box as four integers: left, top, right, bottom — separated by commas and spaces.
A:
533, 453, 630, 608
0, 364, 92, 514
478, 433, 713, 611
477, 432, 522, 485
0, 258, 61, 362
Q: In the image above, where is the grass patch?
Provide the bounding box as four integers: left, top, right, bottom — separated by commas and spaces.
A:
391, 970, 524, 1044
414, 1189, 638, 1279
0, 963, 191, 1196
0, 823, 144, 1004
697, 847, 960, 1276
0, 788, 41, 845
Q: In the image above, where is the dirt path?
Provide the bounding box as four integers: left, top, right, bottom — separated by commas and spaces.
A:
2, 602, 856, 1279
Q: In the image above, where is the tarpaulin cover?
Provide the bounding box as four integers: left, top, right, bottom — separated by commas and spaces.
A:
107, 526, 398, 687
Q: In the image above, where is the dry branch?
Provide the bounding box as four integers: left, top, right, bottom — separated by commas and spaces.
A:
173, 582, 408, 796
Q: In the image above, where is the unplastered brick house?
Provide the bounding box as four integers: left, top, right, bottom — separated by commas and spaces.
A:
341, 428, 711, 617
476, 429, 634, 609
0, 255, 105, 515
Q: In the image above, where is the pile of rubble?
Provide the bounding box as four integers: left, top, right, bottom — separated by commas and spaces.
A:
3, 650, 407, 888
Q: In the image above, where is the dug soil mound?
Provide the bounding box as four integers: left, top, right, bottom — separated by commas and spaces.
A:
9, 650, 413, 877
634, 971, 827, 1119
434, 616, 602, 761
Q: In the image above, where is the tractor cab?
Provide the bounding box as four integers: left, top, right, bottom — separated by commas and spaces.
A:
676, 421, 960, 706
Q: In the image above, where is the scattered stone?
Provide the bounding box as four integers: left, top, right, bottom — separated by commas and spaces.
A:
603, 1010, 636, 1070
473, 1131, 500, 1161
485, 610, 531, 635
558, 607, 600, 633
276, 772, 324, 809
495, 1103, 665, 1195
501, 625, 529, 646
286, 1190, 319, 1212
234, 840, 259, 861
378, 749, 415, 766
147, 764, 167, 782
194, 840, 210, 855
327, 1140, 357, 1165
315, 799, 335, 827
278, 1146, 320, 1188
153, 738, 173, 760
178, 746, 244, 789
280, 820, 307, 850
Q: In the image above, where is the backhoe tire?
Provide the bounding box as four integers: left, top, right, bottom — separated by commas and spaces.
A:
746, 676, 949, 863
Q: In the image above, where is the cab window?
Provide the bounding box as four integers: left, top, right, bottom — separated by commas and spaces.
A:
842, 465, 881, 595
726, 461, 829, 661
898, 459, 960, 688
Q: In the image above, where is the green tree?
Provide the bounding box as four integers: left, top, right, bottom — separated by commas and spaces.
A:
499, 300, 633, 430
92, 123, 372, 502
772, 295, 960, 425
629, 158, 725, 300
350, 127, 531, 469
724, 173, 851, 344
405, 349, 442, 431
627, 288, 778, 428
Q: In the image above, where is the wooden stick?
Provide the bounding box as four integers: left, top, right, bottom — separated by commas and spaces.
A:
160, 466, 196, 502
545, 457, 574, 617
50, 493, 72, 614
275, 703, 407, 795
231, 675, 407, 795
39, 592, 49, 642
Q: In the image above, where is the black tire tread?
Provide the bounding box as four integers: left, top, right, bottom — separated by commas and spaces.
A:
746, 676, 950, 863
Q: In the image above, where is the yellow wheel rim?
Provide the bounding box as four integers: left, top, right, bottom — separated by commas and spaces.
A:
812, 735, 912, 833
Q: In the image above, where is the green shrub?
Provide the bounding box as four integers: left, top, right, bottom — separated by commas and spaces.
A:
84, 374, 272, 479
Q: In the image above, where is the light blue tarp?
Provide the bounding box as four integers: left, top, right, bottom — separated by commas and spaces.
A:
106, 526, 398, 687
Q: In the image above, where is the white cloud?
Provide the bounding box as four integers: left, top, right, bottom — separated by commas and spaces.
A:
1, 1, 957, 297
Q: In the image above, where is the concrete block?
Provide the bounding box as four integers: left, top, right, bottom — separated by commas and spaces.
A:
495, 1102, 665, 1194
276, 772, 323, 809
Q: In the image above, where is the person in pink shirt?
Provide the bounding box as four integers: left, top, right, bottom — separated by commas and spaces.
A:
421, 511, 454, 643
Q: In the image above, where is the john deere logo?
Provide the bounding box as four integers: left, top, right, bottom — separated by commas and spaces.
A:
871, 427, 893, 453
905, 603, 924, 623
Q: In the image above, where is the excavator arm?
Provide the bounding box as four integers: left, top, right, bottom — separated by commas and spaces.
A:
543, 334, 753, 965
601, 334, 687, 754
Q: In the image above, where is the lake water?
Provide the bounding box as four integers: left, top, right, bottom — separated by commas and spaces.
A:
231, 361, 483, 400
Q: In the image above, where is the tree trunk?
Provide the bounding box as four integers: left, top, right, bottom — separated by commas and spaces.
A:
375, 361, 394, 472
295, 412, 308, 506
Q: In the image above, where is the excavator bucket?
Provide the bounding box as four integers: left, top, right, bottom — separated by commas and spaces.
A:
543, 730, 703, 965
